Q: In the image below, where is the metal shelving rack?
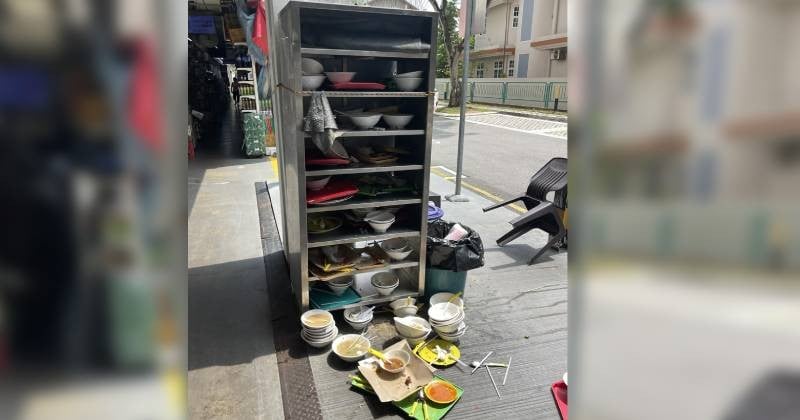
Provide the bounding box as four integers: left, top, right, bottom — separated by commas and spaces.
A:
270, 2, 437, 311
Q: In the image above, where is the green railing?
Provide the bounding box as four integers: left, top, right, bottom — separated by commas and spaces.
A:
435, 80, 567, 110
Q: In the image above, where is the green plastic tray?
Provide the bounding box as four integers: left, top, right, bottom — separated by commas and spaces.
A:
350, 374, 463, 420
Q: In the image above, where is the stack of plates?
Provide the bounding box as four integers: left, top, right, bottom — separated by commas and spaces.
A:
300, 309, 338, 348
427, 302, 466, 342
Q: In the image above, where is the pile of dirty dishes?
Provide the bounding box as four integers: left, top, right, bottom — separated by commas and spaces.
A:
344, 306, 374, 330
394, 315, 431, 346
390, 296, 418, 317
380, 238, 412, 261
371, 272, 399, 296
302, 58, 326, 90
428, 302, 466, 342
394, 70, 423, 92
300, 309, 338, 348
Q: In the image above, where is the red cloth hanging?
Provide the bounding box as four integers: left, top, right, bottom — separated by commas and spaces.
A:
252, 1, 269, 54
128, 39, 163, 152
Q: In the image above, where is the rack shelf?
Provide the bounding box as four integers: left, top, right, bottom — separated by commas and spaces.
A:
307, 228, 420, 249
305, 164, 423, 177
273, 2, 437, 310
301, 47, 428, 60
300, 91, 428, 98
303, 129, 424, 138
306, 194, 421, 213
308, 260, 419, 282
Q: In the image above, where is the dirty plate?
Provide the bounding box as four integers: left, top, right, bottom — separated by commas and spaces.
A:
413, 339, 460, 367
307, 216, 343, 234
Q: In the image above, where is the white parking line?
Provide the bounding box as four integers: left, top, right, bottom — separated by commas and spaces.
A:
439, 113, 567, 139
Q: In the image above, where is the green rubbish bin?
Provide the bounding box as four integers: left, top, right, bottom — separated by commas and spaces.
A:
424, 268, 467, 300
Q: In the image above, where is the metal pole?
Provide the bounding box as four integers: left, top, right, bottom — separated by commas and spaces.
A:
446, 0, 473, 203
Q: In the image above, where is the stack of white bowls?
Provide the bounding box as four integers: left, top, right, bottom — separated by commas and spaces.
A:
390, 297, 418, 317
300, 309, 338, 348
343, 306, 373, 331
394, 71, 424, 92
302, 58, 326, 90
428, 302, 466, 342
394, 316, 431, 346
371, 272, 399, 296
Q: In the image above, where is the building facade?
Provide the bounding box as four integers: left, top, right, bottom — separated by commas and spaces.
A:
471, 0, 567, 78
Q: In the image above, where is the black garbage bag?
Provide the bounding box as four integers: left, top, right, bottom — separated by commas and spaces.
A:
426, 220, 484, 272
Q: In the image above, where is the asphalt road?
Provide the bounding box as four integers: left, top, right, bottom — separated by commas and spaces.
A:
431, 115, 568, 202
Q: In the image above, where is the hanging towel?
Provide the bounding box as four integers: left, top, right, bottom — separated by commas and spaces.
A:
303, 92, 347, 158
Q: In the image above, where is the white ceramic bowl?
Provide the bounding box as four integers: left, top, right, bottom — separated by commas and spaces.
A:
395, 77, 423, 92
429, 292, 464, 309
302, 75, 326, 90
394, 316, 431, 338
389, 297, 416, 310
428, 302, 462, 323
436, 321, 466, 337
364, 211, 395, 233
393, 305, 418, 317
437, 331, 465, 342
332, 334, 370, 362
306, 176, 331, 191
327, 277, 353, 296
429, 310, 464, 328
432, 317, 464, 334
344, 316, 371, 331
382, 114, 414, 129
396, 70, 423, 78
325, 71, 356, 83
405, 332, 430, 346
303, 323, 336, 338
348, 113, 382, 130
379, 349, 411, 373
301, 326, 338, 348
371, 272, 399, 296
381, 241, 412, 261
382, 238, 410, 252
343, 307, 373, 331
302, 58, 324, 75
301, 309, 334, 330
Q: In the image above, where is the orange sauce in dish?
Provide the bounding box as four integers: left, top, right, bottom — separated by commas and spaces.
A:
425, 381, 457, 404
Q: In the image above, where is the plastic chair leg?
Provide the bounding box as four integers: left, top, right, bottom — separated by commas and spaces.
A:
529, 231, 565, 265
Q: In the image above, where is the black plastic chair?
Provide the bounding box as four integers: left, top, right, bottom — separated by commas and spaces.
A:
483, 158, 567, 264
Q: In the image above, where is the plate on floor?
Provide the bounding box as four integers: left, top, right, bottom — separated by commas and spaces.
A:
413, 339, 460, 367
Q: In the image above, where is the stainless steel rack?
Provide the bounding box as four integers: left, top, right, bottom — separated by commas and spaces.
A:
270, 2, 437, 311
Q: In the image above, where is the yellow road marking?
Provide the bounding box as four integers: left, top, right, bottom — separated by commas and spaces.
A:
430, 168, 526, 214
269, 156, 279, 180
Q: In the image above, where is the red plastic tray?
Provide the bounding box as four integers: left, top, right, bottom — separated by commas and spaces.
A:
306, 179, 359, 204
551, 380, 568, 420
330, 82, 386, 90
305, 157, 350, 166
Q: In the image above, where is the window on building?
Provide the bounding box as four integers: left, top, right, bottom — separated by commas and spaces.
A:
493, 60, 504, 78
476, 62, 484, 78
507, 60, 515, 77
512, 6, 519, 27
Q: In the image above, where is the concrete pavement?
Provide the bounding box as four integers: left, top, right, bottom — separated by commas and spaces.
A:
432, 115, 568, 202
